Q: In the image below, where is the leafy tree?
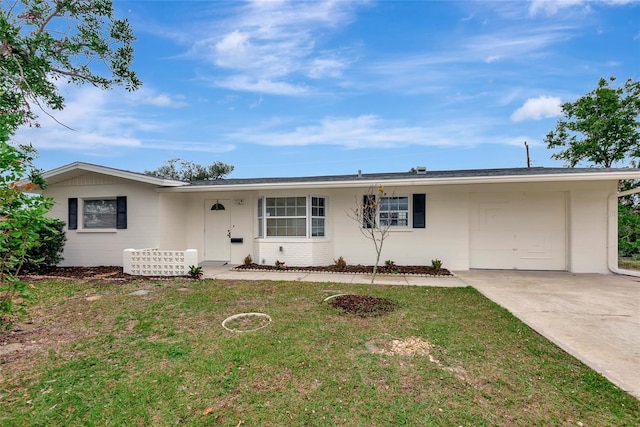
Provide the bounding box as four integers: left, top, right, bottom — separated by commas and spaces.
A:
545, 77, 640, 168
1, 0, 141, 134
0, 141, 52, 326
0, 0, 141, 326
145, 158, 234, 181
618, 203, 640, 259
347, 185, 393, 294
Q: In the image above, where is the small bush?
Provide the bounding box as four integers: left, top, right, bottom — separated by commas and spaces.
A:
384, 259, 395, 268
275, 260, 287, 270
334, 256, 347, 270
22, 218, 67, 273
431, 258, 443, 271
188, 265, 203, 280
243, 254, 253, 265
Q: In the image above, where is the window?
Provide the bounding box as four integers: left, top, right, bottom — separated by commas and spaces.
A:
83, 199, 117, 229
258, 196, 326, 238
379, 196, 409, 227
68, 196, 127, 230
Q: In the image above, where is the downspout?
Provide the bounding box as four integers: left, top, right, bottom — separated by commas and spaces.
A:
608, 187, 640, 277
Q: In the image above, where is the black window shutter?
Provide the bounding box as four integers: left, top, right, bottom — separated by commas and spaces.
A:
116, 196, 127, 229
413, 194, 426, 228
68, 198, 78, 230
363, 194, 376, 228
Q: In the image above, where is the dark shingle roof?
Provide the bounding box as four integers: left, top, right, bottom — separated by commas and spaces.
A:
187, 167, 640, 186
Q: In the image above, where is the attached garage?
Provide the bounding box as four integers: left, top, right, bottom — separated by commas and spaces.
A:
469, 191, 567, 270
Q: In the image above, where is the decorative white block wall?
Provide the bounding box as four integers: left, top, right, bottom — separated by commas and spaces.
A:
123, 248, 198, 276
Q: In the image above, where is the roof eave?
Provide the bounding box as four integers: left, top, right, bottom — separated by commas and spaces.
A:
157, 171, 640, 192
44, 162, 188, 187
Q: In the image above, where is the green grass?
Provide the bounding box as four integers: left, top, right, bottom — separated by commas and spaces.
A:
619, 257, 640, 270
1, 278, 639, 426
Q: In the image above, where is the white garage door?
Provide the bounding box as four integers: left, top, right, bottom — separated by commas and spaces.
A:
470, 192, 566, 270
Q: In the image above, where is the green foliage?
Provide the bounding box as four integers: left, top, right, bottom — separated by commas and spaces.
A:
22, 217, 66, 273
0, 0, 141, 134
0, 141, 53, 326
431, 258, 443, 271
144, 158, 234, 182
187, 265, 203, 280
618, 204, 640, 259
545, 77, 640, 168
334, 256, 347, 270
274, 260, 286, 270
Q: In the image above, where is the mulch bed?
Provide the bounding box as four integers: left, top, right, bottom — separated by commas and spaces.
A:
328, 294, 397, 317
235, 263, 452, 276
20, 266, 162, 282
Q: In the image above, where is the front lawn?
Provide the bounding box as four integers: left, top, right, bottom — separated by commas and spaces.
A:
1, 278, 638, 426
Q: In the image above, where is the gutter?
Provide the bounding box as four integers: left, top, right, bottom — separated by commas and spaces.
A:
608, 187, 640, 277
157, 170, 640, 193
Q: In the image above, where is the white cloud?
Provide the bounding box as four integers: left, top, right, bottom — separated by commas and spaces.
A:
129, 88, 188, 108
510, 96, 562, 122
215, 76, 308, 95
528, 0, 637, 15
15, 85, 175, 153
185, 0, 358, 94
226, 114, 512, 149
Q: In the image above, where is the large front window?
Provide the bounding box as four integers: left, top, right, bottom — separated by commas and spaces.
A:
258, 196, 326, 238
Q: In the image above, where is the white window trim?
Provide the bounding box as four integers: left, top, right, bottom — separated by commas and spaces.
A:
256, 195, 327, 239
379, 195, 410, 228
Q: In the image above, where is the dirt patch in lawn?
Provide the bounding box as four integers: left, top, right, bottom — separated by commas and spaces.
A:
328, 294, 397, 317
20, 266, 155, 282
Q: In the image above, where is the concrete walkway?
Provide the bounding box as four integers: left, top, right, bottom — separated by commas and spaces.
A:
203, 264, 640, 399
203, 263, 467, 287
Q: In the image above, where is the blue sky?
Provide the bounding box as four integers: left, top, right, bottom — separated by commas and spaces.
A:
19, 0, 640, 178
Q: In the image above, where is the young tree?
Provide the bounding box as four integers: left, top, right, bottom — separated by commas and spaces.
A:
144, 158, 234, 181
1, 0, 141, 134
347, 185, 393, 294
545, 77, 640, 168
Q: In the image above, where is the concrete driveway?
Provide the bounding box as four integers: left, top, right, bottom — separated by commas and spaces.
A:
456, 270, 640, 399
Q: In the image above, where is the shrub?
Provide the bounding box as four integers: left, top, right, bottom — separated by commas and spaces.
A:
188, 265, 203, 280
275, 260, 287, 270
431, 258, 443, 271
243, 254, 253, 265
22, 218, 66, 273
384, 259, 395, 268
334, 256, 347, 270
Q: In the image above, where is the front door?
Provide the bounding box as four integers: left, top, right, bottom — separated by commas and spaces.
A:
205, 199, 231, 261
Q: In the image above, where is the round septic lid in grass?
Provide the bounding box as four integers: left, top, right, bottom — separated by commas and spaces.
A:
222, 312, 272, 332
